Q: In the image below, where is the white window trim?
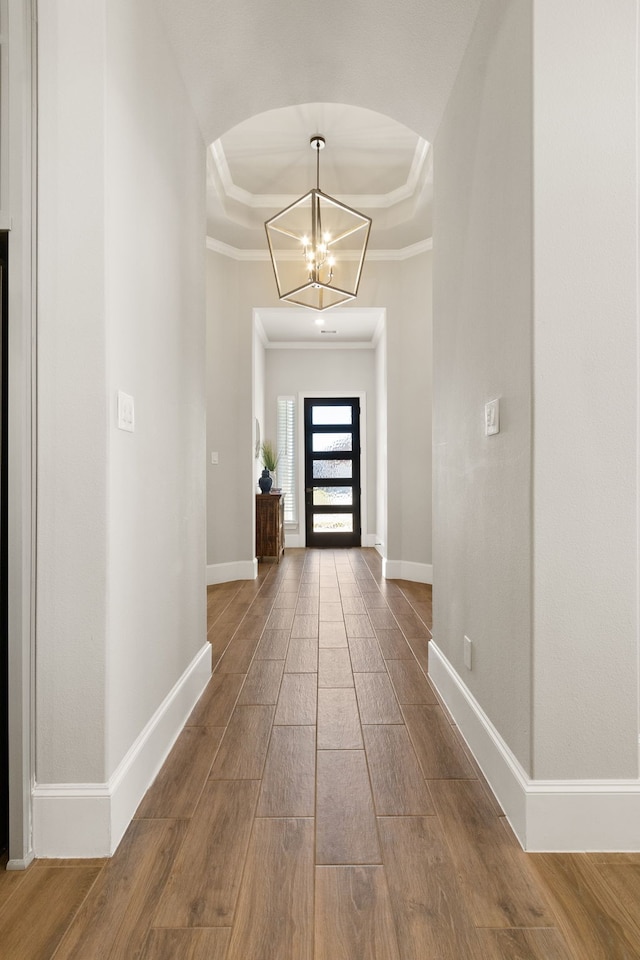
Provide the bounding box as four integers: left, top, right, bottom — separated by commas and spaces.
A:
276, 395, 297, 525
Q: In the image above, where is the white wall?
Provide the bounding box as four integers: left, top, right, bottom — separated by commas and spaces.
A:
38, 0, 110, 784
36, 0, 207, 854
358, 254, 433, 577
253, 323, 266, 484
104, 0, 207, 776
531, 0, 639, 780
205, 251, 432, 578
396, 256, 432, 571
264, 348, 377, 540
433, 0, 533, 771
206, 250, 248, 567
433, 0, 640, 847
375, 326, 388, 556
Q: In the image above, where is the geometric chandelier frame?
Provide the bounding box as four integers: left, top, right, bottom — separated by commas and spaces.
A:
265, 136, 372, 312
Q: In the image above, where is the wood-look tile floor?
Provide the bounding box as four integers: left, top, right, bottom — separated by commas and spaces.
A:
3, 548, 640, 958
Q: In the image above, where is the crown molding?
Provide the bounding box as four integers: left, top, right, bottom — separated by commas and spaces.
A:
263, 340, 377, 351
206, 236, 433, 262
373, 238, 433, 260
209, 138, 431, 211
206, 237, 270, 260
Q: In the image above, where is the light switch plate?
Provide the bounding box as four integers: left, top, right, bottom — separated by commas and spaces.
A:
485, 398, 500, 436
464, 635, 473, 670
117, 391, 135, 432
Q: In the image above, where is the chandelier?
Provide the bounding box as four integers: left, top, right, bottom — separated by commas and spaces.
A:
265, 136, 372, 312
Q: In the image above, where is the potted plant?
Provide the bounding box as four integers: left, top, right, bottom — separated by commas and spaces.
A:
258, 440, 279, 494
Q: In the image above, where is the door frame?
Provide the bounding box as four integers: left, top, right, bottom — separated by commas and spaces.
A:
303, 396, 362, 548
5, 0, 36, 869
297, 390, 369, 548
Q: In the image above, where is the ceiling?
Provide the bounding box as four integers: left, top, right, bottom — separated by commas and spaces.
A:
156, 0, 482, 337
206, 103, 433, 251
255, 307, 385, 347
156, 0, 482, 146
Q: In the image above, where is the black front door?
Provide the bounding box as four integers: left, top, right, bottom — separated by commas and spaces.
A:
304, 398, 361, 548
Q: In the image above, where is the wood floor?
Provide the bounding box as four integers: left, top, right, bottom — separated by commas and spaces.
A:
2, 547, 640, 959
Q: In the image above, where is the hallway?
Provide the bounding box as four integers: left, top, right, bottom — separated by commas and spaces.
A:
2, 548, 640, 958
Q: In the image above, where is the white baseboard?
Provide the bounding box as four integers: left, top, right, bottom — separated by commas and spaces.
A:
206, 559, 257, 585
6, 852, 35, 871
283, 531, 303, 548
382, 558, 433, 584
427, 641, 529, 842
281, 533, 376, 549
428, 641, 640, 851
33, 642, 212, 858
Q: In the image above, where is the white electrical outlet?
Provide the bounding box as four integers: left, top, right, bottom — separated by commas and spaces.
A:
211, 451, 219, 464
464, 635, 473, 670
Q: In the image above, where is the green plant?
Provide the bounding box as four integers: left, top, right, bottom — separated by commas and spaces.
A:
260, 440, 280, 473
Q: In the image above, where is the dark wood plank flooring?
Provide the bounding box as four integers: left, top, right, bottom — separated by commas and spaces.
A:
1, 548, 639, 959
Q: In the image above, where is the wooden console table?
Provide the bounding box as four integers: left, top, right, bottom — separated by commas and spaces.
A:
256, 492, 284, 561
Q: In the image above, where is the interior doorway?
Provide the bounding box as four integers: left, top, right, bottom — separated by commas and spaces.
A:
304, 397, 361, 548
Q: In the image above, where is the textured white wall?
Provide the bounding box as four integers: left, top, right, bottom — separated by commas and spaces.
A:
205, 251, 432, 572
37, 0, 206, 785
358, 256, 432, 568
206, 251, 247, 566
264, 349, 377, 537
253, 324, 266, 483
433, 0, 534, 771
531, 0, 639, 780
375, 328, 388, 554
397, 256, 432, 566
104, 0, 207, 776
434, 0, 639, 783
205, 254, 273, 567
37, 0, 110, 783
158, 0, 482, 145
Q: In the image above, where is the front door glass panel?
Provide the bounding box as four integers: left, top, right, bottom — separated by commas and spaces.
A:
312, 432, 352, 452
312, 405, 352, 425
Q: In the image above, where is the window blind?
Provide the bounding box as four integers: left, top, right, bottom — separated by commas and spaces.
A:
276, 396, 296, 523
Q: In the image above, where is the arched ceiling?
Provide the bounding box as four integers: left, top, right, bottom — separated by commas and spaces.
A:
156, 0, 482, 252
206, 103, 433, 250
156, 0, 482, 145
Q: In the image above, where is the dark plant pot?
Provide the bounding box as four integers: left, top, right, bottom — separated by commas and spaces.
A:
258, 469, 272, 494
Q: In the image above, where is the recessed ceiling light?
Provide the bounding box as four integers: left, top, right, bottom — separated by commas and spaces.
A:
315, 316, 325, 326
